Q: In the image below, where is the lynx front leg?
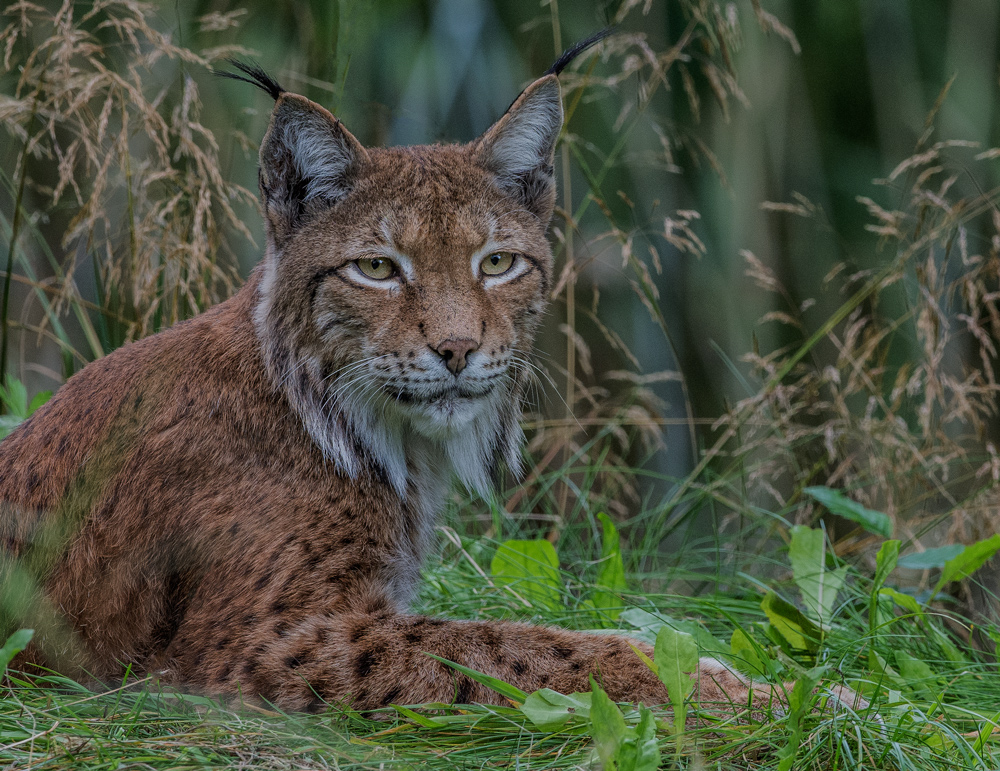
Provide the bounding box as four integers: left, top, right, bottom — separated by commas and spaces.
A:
187, 612, 793, 718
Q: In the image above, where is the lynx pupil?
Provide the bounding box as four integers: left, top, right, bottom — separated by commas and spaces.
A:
357, 257, 393, 280
482, 252, 514, 276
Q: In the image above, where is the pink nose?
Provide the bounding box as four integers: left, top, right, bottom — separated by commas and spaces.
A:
431, 338, 479, 375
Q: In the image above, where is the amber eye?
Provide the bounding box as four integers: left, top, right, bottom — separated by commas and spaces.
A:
481, 252, 515, 276
355, 257, 395, 280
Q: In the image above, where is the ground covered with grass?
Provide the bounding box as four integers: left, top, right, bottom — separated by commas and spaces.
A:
4, 520, 1000, 771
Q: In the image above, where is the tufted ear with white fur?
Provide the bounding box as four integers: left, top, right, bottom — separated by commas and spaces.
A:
258, 94, 369, 246
475, 74, 563, 222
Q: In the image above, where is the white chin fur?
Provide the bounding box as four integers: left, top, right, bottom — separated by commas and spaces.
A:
401, 395, 488, 441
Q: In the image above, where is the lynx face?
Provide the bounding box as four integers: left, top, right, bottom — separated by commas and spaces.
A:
252, 77, 562, 498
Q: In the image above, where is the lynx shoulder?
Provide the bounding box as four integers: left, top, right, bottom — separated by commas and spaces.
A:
0, 54, 861, 719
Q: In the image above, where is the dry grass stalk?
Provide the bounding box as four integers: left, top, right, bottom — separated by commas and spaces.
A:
714, 136, 1000, 570
515, 1, 783, 527
0, 0, 255, 350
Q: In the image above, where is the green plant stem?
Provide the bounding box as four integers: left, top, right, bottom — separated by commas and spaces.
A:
1, 86, 43, 395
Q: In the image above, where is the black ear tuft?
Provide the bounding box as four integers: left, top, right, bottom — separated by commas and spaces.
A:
215, 59, 285, 101
545, 27, 615, 76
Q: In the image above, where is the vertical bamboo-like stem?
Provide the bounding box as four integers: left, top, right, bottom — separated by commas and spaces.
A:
549, 1, 575, 523
1, 81, 43, 394
549, 2, 575, 424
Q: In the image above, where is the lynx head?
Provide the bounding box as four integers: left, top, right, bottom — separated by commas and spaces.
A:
234, 63, 563, 498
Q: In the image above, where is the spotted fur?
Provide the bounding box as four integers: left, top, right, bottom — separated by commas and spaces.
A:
0, 67, 863, 720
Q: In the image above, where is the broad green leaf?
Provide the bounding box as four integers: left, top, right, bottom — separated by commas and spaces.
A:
491, 539, 563, 611
589, 677, 628, 770
894, 651, 943, 702
0, 378, 29, 418
870, 540, 901, 637
653, 626, 698, 734
879, 587, 922, 616
874, 540, 900, 589
615, 705, 661, 771
618, 607, 663, 638
730, 627, 768, 677
424, 654, 527, 705
0, 628, 33, 676
619, 608, 726, 656
789, 525, 846, 626
591, 513, 627, 623
934, 535, 1000, 595
898, 544, 964, 570
520, 688, 592, 731
776, 666, 825, 771
804, 486, 892, 537
27, 390, 51, 414
760, 592, 821, 653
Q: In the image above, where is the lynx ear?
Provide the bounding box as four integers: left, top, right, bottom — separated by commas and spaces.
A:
258, 94, 368, 245
475, 75, 563, 222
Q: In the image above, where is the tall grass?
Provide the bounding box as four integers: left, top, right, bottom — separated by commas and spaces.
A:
0, 0, 255, 386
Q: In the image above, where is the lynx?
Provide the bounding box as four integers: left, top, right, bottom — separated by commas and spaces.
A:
0, 48, 859, 718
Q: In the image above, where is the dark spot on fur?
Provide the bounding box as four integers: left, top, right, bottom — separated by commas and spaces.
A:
274, 621, 289, 637
306, 553, 323, 571
229, 523, 240, 536
305, 698, 326, 714
512, 660, 527, 676
271, 600, 287, 614
354, 649, 376, 678
480, 628, 502, 648
285, 655, 301, 670
349, 624, 367, 644
571, 660, 582, 671
149, 571, 190, 650
553, 644, 574, 659
404, 630, 423, 644
26, 470, 38, 493
254, 574, 271, 591
381, 685, 402, 707
217, 663, 231, 682
215, 636, 232, 651
455, 676, 473, 704
57, 435, 70, 456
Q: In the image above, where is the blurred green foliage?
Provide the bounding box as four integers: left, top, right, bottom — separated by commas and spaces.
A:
1, 0, 998, 506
